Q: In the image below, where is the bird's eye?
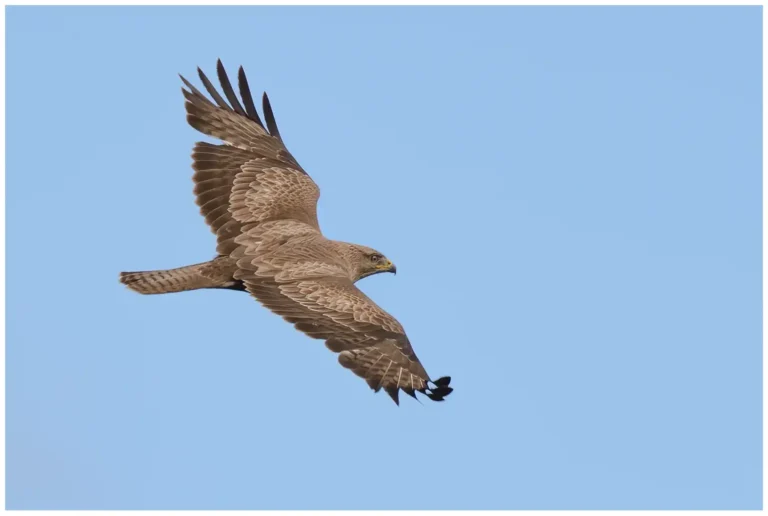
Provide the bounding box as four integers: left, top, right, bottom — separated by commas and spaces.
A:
370, 254, 381, 262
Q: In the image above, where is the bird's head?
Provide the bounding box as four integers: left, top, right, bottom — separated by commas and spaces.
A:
344, 244, 397, 282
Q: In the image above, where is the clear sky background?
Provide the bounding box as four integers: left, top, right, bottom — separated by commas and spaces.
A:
6, 6, 762, 510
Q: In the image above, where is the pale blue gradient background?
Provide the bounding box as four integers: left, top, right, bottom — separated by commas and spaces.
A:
6, 6, 762, 510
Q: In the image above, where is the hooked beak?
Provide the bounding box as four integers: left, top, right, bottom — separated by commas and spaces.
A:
380, 260, 396, 275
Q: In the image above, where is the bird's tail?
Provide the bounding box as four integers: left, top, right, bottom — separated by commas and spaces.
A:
119, 259, 241, 295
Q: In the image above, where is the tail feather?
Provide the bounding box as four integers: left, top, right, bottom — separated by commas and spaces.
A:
119, 260, 242, 295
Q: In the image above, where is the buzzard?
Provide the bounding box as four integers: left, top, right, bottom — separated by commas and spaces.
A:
120, 60, 452, 405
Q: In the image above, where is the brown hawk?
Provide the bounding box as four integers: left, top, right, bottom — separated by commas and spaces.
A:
120, 60, 452, 405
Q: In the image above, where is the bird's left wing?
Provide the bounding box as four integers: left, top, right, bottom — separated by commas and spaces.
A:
181, 61, 320, 255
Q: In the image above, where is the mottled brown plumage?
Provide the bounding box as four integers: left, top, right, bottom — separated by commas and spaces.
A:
120, 60, 452, 404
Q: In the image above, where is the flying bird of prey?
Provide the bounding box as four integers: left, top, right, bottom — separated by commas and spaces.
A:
120, 60, 452, 405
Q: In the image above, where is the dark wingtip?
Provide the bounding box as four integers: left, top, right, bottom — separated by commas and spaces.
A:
384, 386, 400, 406
262, 91, 282, 140
378, 377, 452, 405
431, 386, 453, 397
179, 73, 194, 92
216, 59, 246, 116
433, 376, 451, 387
424, 377, 453, 402
197, 64, 231, 110
238, 66, 264, 127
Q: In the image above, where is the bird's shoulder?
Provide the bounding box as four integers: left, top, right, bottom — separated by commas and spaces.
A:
232, 222, 352, 280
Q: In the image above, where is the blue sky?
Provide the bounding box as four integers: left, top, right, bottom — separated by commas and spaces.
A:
6, 6, 762, 510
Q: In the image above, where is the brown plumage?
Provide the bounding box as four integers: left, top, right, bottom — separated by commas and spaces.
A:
120, 60, 452, 405
119, 256, 243, 294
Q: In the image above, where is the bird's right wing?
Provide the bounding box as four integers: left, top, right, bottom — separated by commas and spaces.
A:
233, 263, 452, 405
182, 61, 320, 255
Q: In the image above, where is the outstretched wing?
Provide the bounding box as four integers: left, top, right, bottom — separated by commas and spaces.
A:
181, 60, 320, 255
234, 266, 452, 405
